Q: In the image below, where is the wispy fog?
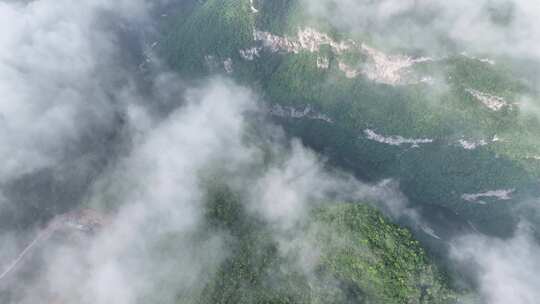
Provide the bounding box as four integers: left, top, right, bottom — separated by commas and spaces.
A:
300, 1, 540, 303
303, 0, 540, 59
452, 223, 540, 304
0, 1, 415, 302
1, 1, 540, 303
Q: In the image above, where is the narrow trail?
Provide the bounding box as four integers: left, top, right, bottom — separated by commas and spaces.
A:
0, 210, 102, 284
0, 228, 52, 281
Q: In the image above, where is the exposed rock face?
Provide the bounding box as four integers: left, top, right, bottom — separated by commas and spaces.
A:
466, 89, 511, 111
338, 61, 360, 78
460, 52, 496, 65
360, 44, 433, 85
249, 0, 258, 13
364, 129, 433, 147
462, 189, 515, 204
253, 28, 353, 55
316, 56, 329, 69
458, 138, 489, 150
269, 104, 333, 123
251, 27, 432, 85
223, 58, 233, 74
363, 130, 505, 151
239, 47, 261, 61
204, 55, 234, 74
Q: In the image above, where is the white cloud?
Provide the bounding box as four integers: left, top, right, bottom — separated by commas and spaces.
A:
0, 0, 155, 183
303, 0, 540, 59
452, 224, 540, 304
5, 1, 540, 303
14, 78, 254, 303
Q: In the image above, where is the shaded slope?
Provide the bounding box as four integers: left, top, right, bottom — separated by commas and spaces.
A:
162, 0, 540, 237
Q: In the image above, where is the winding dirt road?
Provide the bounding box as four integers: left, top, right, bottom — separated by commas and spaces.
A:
0, 209, 107, 283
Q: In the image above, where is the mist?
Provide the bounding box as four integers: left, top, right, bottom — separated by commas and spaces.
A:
0, 1, 416, 302
1, 74, 414, 302
2, 0, 540, 303
451, 223, 540, 304
302, 0, 540, 60
300, 1, 540, 303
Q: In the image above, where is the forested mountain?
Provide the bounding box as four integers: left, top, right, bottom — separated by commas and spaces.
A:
2, 1, 540, 303
162, 0, 540, 238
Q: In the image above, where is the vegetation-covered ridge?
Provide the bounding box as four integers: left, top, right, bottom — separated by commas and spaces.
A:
183, 183, 459, 304
162, 0, 540, 236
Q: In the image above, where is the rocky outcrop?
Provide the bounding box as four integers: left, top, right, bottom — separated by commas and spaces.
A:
466, 88, 512, 111
462, 189, 515, 204
269, 104, 333, 123
364, 129, 433, 147
251, 27, 432, 85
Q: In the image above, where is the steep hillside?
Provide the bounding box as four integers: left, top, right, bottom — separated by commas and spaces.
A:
180, 184, 459, 304
162, 0, 540, 237
0, 186, 459, 304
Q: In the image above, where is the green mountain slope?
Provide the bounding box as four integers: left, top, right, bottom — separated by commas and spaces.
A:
170, 184, 458, 304
162, 0, 540, 237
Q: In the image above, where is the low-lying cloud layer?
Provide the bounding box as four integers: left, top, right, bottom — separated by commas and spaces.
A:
20, 82, 251, 304
303, 0, 540, 59
1, 0, 540, 303
0, 0, 150, 183
452, 223, 540, 304
0, 2, 411, 301
4, 77, 413, 302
